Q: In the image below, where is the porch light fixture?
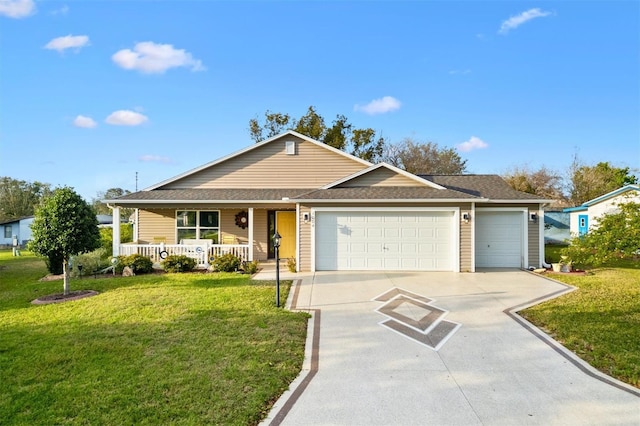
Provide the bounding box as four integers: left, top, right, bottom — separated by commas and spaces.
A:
530, 212, 538, 223
462, 212, 470, 223
273, 231, 282, 307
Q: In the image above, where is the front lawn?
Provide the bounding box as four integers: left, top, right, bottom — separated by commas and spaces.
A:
0, 251, 309, 425
521, 257, 640, 388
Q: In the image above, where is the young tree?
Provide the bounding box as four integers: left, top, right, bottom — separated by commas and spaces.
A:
0, 177, 52, 221
28, 187, 101, 295
563, 202, 640, 267
382, 138, 467, 174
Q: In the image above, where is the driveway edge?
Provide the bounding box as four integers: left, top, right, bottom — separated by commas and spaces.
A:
505, 272, 640, 398
262, 279, 321, 426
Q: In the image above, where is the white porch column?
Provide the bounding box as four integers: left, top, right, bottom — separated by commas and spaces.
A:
112, 206, 121, 257
248, 208, 254, 261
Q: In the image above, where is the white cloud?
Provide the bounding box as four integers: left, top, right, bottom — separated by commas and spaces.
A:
449, 69, 471, 75
354, 96, 401, 115
51, 5, 69, 16
105, 110, 149, 126
139, 154, 172, 164
457, 136, 489, 152
0, 0, 35, 18
499, 8, 552, 34
44, 35, 89, 52
112, 41, 205, 74
73, 115, 97, 128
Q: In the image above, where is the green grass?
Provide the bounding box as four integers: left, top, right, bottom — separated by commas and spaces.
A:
522, 250, 640, 387
0, 250, 309, 425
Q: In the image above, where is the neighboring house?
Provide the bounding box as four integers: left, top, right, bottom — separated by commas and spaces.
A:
0, 214, 127, 247
543, 211, 570, 245
97, 214, 129, 228
564, 184, 640, 236
0, 216, 34, 247
105, 131, 550, 272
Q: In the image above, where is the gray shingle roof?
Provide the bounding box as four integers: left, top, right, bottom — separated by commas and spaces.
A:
112, 188, 315, 202
108, 175, 548, 204
419, 175, 548, 201
293, 186, 478, 201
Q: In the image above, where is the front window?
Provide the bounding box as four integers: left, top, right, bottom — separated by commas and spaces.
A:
176, 210, 219, 243
4, 226, 11, 239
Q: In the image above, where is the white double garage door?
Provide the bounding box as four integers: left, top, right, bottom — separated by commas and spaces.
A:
314, 209, 526, 271
314, 209, 458, 271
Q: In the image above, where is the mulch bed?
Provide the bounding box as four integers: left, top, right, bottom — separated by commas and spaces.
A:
32, 290, 100, 305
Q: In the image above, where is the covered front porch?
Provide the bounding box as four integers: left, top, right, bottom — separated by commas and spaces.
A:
119, 241, 250, 269
109, 205, 298, 269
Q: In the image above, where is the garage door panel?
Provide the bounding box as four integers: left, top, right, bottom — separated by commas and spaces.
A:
476, 212, 523, 268
385, 228, 401, 238
315, 211, 455, 271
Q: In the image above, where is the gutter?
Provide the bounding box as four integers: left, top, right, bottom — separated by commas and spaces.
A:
291, 198, 489, 203
102, 199, 298, 205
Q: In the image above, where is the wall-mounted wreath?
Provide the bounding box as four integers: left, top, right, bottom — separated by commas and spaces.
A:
235, 211, 249, 229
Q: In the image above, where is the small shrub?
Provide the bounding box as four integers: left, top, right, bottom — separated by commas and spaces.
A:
163, 255, 197, 273
116, 253, 154, 274
70, 248, 110, 277
211, 253, 241, 272
287, 257, 296, 273
243, 260, 259, 275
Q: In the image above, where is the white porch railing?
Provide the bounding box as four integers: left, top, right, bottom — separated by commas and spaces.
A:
119, 243, 250, 269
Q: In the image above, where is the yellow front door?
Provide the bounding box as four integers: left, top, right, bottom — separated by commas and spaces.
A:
276, 211, 296, 259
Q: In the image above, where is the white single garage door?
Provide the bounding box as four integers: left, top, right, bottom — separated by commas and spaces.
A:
475, 211, 524, 268
315, 210, 455, 271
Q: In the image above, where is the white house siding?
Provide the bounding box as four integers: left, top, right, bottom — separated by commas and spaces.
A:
587, 192, 640, 232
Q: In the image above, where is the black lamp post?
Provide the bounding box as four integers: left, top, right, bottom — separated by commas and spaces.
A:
273, 231, 281, 307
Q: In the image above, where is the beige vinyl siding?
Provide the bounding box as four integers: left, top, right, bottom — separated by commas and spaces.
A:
528, 206, 541, 266
459, 203, 473, 272
299, 205, 312, 271
162, 135, 367, 189
338, 168, 422, 187
220, 210, 248, 244
251, 209, 269, 261
138, 209, 176, 244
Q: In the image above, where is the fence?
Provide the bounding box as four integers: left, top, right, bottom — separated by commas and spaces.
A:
119, 243, 250, 268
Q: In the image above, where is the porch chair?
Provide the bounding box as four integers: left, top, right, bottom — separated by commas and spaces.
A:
222, 235, 237, 245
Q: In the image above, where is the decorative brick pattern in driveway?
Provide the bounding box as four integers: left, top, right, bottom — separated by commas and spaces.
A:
374, 288, 461, 350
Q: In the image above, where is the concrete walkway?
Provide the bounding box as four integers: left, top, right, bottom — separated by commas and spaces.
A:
259, 270, 640, 425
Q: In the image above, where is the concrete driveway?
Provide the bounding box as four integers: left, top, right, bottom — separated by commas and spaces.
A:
261, 270, 640, 425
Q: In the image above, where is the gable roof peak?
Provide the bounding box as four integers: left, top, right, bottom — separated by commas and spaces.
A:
144, 130, 372, 191
322, 162, 446, 190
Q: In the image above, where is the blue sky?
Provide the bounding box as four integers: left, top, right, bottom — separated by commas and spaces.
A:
1, 0, 638, 201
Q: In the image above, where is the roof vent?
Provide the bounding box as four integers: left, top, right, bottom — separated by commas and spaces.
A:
285, 141, 296, 155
